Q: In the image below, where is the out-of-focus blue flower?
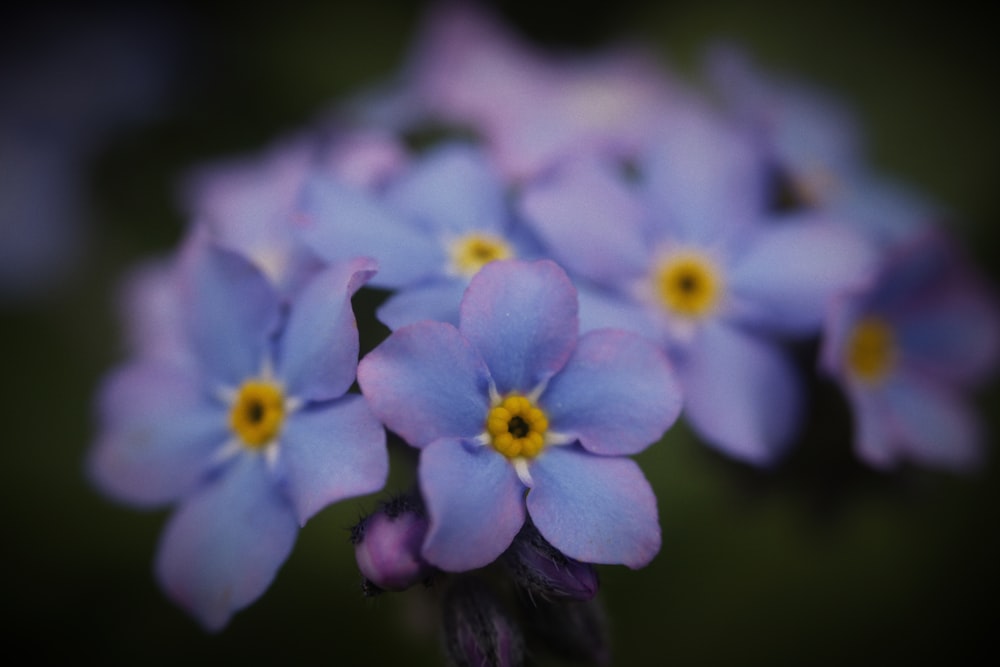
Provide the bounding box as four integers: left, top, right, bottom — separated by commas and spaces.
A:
821, 231, 1000, 471
358, 259, 680, 571
297, 142, 543, 329
0, 5, 183, 299
704, 43, 941, 249
351, 2, 685, 181
519, 105, 877, 465
88, 241, 388, 630
180, 128, 407, 297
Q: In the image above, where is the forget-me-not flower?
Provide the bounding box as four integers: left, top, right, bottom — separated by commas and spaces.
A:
704, 43, 940, 248
358, 259, 680, 571
396, 2, 684, 181
821, 231, 1000, 470
297, 142, 542, 329
180, 128, 407, 298
519, 106, 877, 464
88, 241, 388, 630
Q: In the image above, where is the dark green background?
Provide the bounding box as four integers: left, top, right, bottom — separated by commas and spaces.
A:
3, 1, 998, 664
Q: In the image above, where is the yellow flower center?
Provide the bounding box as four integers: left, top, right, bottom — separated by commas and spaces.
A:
847, 317, 896, 383
229, 380, 286, 449
486, 394, 548, 460
449, 233, 513, 277
654, 252, 722, 318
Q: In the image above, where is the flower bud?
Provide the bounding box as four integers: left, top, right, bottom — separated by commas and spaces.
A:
442, 577, 524, 667
352, 493, 434, 594
501, 519, 598, 601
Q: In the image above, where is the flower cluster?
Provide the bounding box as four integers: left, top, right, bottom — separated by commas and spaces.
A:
87, 2, 999, 664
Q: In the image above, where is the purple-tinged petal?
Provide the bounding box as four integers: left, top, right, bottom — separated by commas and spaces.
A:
542, 329, 681, 456
279, 395, 388, 525
155, 454, 298, 632
526, 446, 660, 569
376, 279, 468, 330
321, 128, 408, 190
88, 362, 227, 507
895, 284, 1000, 388
179, 243, 281, 386
575, 283, 665, 340
278, 257, 377, 402
384, 144, 507, 235
116, 253, 192, 368
818, 290, 865, 380
180, 134, 317, 296
295, 173, 443, 289
459, 259, 578, 394
881, 373, 983, 472
358, 321, 491, 448
833, 173, 937, 249
680, 321, 804, 465
419, 438, 526, 571
518, 157, 650, 287
862, 230, 954, 314
728, 218, 878, 334
642, 104, 764, 245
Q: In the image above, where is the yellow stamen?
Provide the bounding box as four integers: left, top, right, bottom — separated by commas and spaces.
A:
653, 251, 722, 318
485, 394, 549, 459
847, 317, 896, 383
229, 380, 286, 449
448, 233, 513, 277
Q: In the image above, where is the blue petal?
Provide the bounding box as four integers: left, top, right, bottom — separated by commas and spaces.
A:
517, 157, 650, 287
896, 287, 1000, 388
679, 321, 804, 465
575, 283, 665, 340
459, 259, 578, 395
279, 395, 388, 525
642, 105, 764, 245
384, 144, 507, 235
357, 321, 491, 448
541, 329, 681, 456
526, 446, 660, 568
296, 173, 444, 289
88, 362, 227, 507
728, 218, 878, 334
376, 278, 468, 330
419, 438, 525, 571
278, 257, 377, 402
181, 243, 282, 386
882, 373, 983, 471
154, 454, 299, 632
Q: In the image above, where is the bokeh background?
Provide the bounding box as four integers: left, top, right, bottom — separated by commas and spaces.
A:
3, 0, 998, 664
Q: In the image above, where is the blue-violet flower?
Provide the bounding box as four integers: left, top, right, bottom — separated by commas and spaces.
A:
821, 231, 1000, 470
88, 241, 388, 630
358, 259, 680, 571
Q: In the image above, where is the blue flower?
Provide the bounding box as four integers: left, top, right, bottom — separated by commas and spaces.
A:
390, 2, 684, 180
296, 142, 544, 330
704, 43, 941, 249
358, 259, 680, 571
518, 106, 877, 464
821, 231, 1000, 470
88, 240, 388, 630
180, 129, 407, 297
